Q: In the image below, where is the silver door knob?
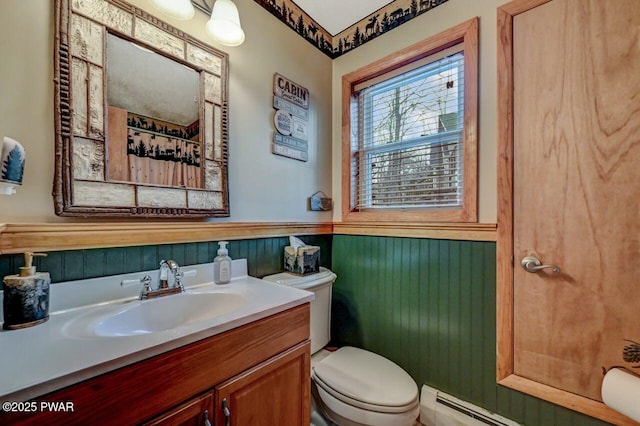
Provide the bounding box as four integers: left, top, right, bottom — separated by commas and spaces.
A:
521, 256, 561, 273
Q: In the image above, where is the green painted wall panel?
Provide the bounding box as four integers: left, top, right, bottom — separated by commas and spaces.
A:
331, 235, 609, 426
0, 235, 332, 283
0, 232, 610, 425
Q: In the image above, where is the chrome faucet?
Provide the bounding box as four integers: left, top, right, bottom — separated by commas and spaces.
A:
137, 260, 186, 299
120, 260, 194, 300
165, 259, 185, 293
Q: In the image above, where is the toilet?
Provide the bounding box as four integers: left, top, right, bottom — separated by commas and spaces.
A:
263, 267, 420, 426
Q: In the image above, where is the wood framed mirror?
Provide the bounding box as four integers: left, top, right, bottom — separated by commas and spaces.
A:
53, 0, 229, 217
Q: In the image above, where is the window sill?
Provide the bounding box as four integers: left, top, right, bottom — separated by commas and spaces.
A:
342, 207, 477, 223
334, 221, 496, 241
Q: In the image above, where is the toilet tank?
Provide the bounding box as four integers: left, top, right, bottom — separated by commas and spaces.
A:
262, 267, 337, 354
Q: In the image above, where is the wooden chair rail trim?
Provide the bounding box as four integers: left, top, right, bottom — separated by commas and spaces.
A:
498, 375, 637, 426
0, 222, 332, 254
0, 221, 497, 254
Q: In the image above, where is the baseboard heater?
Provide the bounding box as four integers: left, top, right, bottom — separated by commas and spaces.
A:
420, 385, 521, 426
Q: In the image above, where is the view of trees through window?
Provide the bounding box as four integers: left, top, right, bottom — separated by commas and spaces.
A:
355, 51, 464, 209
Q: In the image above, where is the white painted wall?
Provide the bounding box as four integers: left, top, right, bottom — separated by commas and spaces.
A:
332, 0, 509, 224
1, 0, 506, 225
0, 0, 333, 223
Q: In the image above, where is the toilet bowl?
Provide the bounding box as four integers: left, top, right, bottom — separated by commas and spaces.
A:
263, 268, 419, 426
312, 346, 419, 426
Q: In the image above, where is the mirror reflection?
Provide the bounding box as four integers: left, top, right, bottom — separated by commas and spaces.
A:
106, 33, 202, 188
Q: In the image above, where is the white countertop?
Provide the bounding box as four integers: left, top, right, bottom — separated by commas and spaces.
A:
0, 259, 313, 401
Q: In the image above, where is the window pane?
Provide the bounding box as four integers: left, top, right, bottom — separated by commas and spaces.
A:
354, 52, 464, 209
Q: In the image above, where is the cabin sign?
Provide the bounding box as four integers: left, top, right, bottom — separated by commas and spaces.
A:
274, 73, 309, 109
272, 73, 311, 162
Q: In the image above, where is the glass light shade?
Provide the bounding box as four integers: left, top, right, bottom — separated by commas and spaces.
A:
149, 0, 195, 20
206, 0, 245, 46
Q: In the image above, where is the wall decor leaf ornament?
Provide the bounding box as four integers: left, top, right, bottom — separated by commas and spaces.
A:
623, 339, 640, 368
2, 147, 24, 183
0, 137, 25, 184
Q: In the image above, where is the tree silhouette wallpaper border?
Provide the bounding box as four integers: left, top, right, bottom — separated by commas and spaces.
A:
253, 0, 450, 58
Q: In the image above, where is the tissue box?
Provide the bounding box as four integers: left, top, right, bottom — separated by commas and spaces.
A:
284, 245, 320, 275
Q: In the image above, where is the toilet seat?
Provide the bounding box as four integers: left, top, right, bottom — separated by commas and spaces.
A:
312, 346, 419, 425
313, 384, 419, 426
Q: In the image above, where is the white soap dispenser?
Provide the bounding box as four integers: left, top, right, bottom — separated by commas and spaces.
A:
213, 241, 232, 284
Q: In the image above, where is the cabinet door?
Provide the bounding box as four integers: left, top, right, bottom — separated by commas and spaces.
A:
144, 392, 214, 426
215, 341, 310, 426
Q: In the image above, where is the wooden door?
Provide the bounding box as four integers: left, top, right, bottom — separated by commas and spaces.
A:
143, 392, 214, 426
498, 0, 640, 422
215, 342, 310, 426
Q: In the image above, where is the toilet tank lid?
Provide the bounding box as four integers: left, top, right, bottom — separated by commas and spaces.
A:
262, 267, 336, 289
313, 346, 418, 409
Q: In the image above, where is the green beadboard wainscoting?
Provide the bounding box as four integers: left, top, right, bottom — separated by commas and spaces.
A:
0, 235, 332, 284
0, 232, 611, 425
331, 235, 609, 426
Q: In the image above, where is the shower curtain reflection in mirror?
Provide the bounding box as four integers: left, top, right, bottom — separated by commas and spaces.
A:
106, 33, 202, 188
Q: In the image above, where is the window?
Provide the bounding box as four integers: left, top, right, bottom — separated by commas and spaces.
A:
342, 18, 478, 223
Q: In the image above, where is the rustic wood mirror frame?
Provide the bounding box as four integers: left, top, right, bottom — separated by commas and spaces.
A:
53, 0, 229, 218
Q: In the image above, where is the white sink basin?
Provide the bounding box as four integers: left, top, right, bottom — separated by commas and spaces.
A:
96, 292, 245, 336
64, 291, 245, 338
0, 260, 316, 401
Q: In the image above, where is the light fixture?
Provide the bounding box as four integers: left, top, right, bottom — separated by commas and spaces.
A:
149, 0, 195, 20
149, 0, 245, 47
205, 0, 245, 47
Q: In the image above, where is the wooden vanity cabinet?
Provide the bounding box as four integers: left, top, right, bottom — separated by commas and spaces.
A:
145, 343, 310, 426
214, 343, 310, 425
1, 304, 310, 426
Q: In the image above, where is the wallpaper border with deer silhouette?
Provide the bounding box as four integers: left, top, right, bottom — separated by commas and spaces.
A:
253, 0, 450, 58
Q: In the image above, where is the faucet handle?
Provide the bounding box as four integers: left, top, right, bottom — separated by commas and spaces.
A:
140, 275, 153, 299
172, 268, 184, 291
140, 275, 152, 289
121, 275, 153, 299
121, 275, 152, 288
